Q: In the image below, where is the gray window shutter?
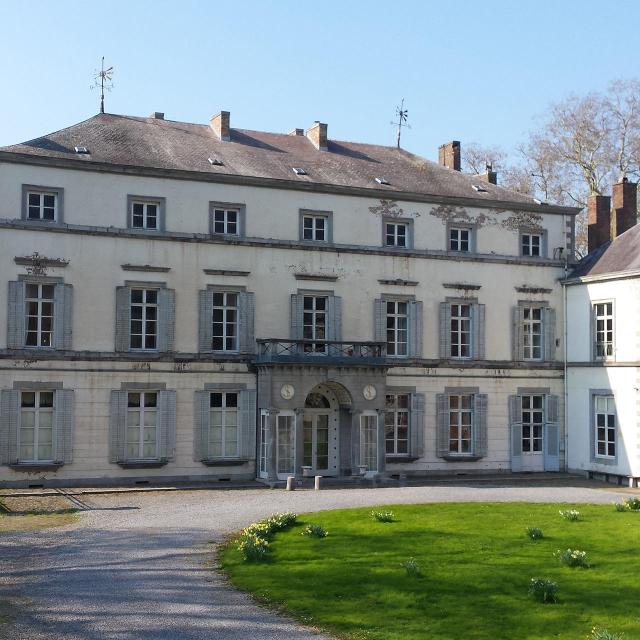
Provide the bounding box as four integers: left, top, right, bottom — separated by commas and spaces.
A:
373, 299, 385, 343
512, 306, 524, 361
544, 307, 556, 362
198, 289, 214, 352
545, 394, 559, 424
240, 388, 257, 460
53, 283, 73, 351
109, 390, 128, 463
473, 303, 486, 360
114, 287, 131, 352
158, 390, 176, 461
436, 393, 449, 458
410, 393, 425, 458
238, 291, 255, 353
439, 302, 451, 359
7, 281, 25, 349
474, 394, 488, 457
157, 288, 176, 353
408, 300, 423, 358
326, 295, 342, 342
509, 395, 523, 472
0, 389, 20, 464
290, 294, 304, 340
54, 389, 75, 464
193, 390, 209, 462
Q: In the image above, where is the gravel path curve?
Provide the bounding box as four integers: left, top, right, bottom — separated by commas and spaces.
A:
0, 482, 631, 640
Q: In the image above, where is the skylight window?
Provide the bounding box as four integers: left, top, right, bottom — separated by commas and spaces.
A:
375, 177, 390, 185
292, 167, 307, 176
74, 146, 89, 154
472, 184, 488, 193
208, 157, 224, 166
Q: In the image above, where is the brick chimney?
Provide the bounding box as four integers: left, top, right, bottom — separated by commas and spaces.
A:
438, 141, 461, 171
587, 194, 612, 253
307, 121, 328, 151
210, 111, 230, 141
476, 162, 498, 185
611, 177, 637, 238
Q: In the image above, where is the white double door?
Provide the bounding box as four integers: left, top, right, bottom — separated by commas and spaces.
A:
276, 410, 338, 479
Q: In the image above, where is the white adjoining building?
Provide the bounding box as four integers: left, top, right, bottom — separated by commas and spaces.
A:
0, 110, 582, 487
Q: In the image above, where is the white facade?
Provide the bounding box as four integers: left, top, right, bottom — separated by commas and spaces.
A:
0, 114, 578, 487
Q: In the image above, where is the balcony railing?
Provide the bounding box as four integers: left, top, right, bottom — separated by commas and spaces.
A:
255, 339, 386, 365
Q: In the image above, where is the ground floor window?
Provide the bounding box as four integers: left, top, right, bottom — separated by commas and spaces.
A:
521, 395, 543, 453
277, 414, 295, 474
360, 414, 378, 472
594, 395, 616, 458
19, 390, 54, 462
448, 394, 472, 454
209, 391, 238, 458
259, 411, 268, 476
126, 391, 158, 459
385, 394, 409, 455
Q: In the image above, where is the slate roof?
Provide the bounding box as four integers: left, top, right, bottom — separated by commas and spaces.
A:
570, 224, 640, 278
1, 112, 552, 207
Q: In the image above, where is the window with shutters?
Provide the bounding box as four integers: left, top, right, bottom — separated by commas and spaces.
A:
593, 301, 614, 360
594, 395, 616, 459
130, 289, 158, 350
522, 306, 543, 360
385, 394, 409, 455
19, 391, 54, 462
386, 300, 408, 357
450, 303, 471, 358
25, 283, 55, 347
128, 196, 165, 231
126, 392, 158, 460
303, 295, 327, 353
208, 392, 239, 458
521, 394, 544, 453
212, 291, 238, 351
448, 394, 473, 454
22, 185, 63, 222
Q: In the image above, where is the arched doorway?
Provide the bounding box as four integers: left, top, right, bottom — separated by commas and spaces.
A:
300, 384, 340, 477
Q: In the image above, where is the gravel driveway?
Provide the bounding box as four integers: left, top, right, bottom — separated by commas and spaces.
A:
0, 481, 631, 640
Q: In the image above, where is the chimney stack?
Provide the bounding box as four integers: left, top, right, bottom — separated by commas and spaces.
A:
587, 194, 612, 253
210, 111, 231, 141
476, 162, 498, 185
288, 128, 304, 136
438, 141, 461, 171
150, 112, 165, 120
307, 121, 328, 151
611, 177, 637, 238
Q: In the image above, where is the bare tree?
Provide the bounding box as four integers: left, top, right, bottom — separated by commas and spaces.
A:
461, 142, 507, 175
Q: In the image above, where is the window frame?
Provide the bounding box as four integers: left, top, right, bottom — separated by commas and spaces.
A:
590, 391, 617, 463
521, 304, 544, 361
446, 222, 475, 253
125, 390, 159, 461
24, 281, 56, 349
384, 393, 410, 456
384, 298, 409, 358
299, 209, 333, 243
208, 390, 240, 459
18, 389, 55, 463
129, 287, 160, 352
519, 228, 547, 258
127, 195, 166, 231
302, 294, 328, 353
521, 393, 544, 454
382, 217, 413, 249
209, 201, 245, 238
450, 302, 472, 359
21, 185, 64, 223
592, 299, 615, 361
447, 393, 474, 455
211, 289, 240, 353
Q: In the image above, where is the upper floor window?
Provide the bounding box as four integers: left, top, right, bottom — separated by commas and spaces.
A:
300, 211, 332, 242
209, 202, 245, 237
25, 283, 55, 348
128, 196, 165, 231
212, 291, 238, 351
439, 300, 485, 361
594, 395, 616, 459
20, 390, 54, 462
522, 306, 543, 361
383, 218, 412, 248
513, 304, 556, 363
303, 295, 327, 353
385, 300, 408, 357
130, 289, 158, 350
593, 301, 614, 360
22, 185, 64, 223
385, 393, 409, 455
449, 227, 470, 252
521, 232, 543, 257
374, 298, 423, 359
450, 303, 471, 358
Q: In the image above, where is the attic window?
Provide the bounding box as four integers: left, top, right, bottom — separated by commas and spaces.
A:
208, 157, 224, 166
472, 184, 488, 193
292, 167, 307, 176
74, 146, 89, 154
375, 177, 390, 185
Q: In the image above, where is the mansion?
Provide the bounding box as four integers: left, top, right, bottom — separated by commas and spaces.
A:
0, 109, 636, 488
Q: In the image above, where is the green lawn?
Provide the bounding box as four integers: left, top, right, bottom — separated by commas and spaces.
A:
220, 503, 640, 640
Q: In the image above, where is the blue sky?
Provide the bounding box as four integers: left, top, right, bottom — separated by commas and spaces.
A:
0, 0, 638, 161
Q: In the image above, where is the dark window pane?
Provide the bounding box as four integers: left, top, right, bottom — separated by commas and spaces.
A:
40, 392, 54, 407
128, 393, 141, 407
144, 393, 157, 408
21, 392, 36, 408
131, 290, 143, 303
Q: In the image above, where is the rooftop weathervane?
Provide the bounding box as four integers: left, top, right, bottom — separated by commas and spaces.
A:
91, 57, 114, 114
392, 98, 410, 148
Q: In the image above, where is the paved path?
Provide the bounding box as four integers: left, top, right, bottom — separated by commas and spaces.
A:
0, 482, 632, 640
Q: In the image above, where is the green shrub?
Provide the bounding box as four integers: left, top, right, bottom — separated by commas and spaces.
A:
528, 578, 558, 604
302, 523, 328, 538
555, 548, 590, 568
401, 558, 421, 577
371, 510, 395, 523
624, 497, 640, 511
559, 509, 580, 521
526, 526, 544, 540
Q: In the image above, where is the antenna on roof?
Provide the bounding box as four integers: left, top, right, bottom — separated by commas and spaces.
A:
391, 98, 410, 149
91, 57, 114, 114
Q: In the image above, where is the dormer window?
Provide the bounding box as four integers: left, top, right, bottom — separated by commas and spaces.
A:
292, 167, 307, 176
375, 177, 390, 185
74, 146, 89, 154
